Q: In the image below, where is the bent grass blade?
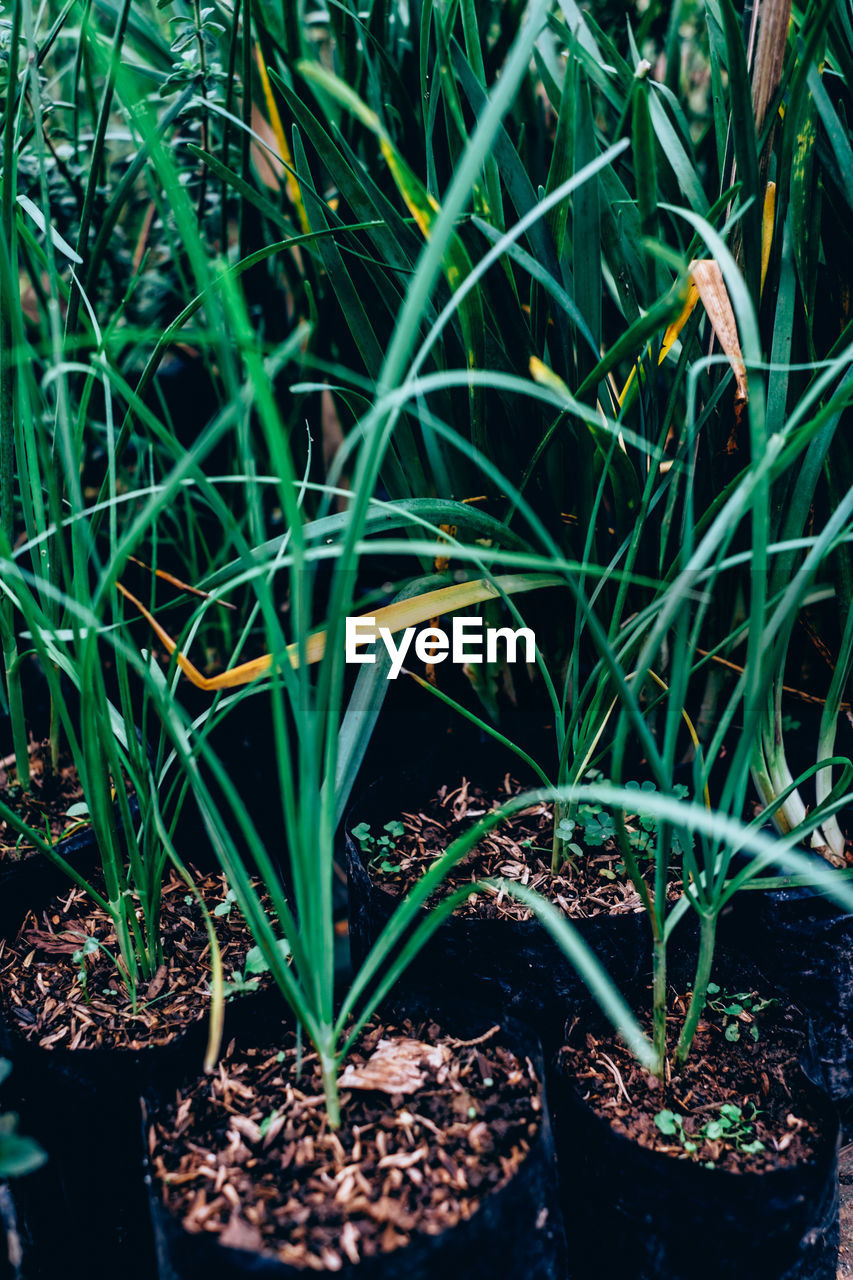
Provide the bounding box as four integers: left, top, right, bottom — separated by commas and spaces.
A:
117, 573, 564, 691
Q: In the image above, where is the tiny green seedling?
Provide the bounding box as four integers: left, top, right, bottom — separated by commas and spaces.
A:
60, 803, 92, 841
72, 936, 102, 1003
221, 938, 291, 999
654, 1108, 698, 1153
555, 781, 689, 878
17, 814, 53, 853
213, 888, 237, 918
655, 1102, 764, 1164
352, 820, 406, 873
706, 984, 778, 1043
701, 1103, 764, 1154
258, 1111, 280, 1139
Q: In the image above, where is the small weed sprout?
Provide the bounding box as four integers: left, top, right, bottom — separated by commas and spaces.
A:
352, 821, 406, 873
221, 940, 291, 1000
654, 1102, 764, 1164
72, 936, 102, 1004
213, 889, 238, 918
705, 985, 778, 1044
653, 1108, 698, 1154
554, 781, 689, 879
258, 1112, 280, 1140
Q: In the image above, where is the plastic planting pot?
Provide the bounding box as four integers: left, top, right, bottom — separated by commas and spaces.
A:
0, 850, 267, 1279
345, 760, 650, 1050
725, 862, 853, 1108
143, 1004, 567, 1280
0, 771, 141, 896
0, 815, 99, 895
551, 996, 841, 1280
0, 698, 143, 882
553, 1073, 839, 1280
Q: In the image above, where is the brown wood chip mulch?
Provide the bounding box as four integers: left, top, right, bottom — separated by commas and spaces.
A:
0, 740, 137, 860
150, 1018, 541, 1270
560, 984, 824, 1174
0, 742, 91, 858
0, 868, 271, 1050
370, 774, 681, 923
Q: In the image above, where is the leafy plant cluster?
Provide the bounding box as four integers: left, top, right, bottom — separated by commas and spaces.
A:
351, 820, 406, 874
221, 939, 292, 1000
556, 780, 690, 866
705, 984, 778, 1044
0, 0, 850, 1142
654, 1101, 765, 1164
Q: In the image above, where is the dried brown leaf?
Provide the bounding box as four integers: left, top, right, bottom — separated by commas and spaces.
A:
339, 1039, 450, 1096
690, 259, 748, 404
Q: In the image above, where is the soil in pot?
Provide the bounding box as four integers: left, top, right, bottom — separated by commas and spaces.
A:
366, 771, 681, 919
0, 736, 139, 891
146, 1010, 566, 1279
0, 864, 275, 1279
553, 959, 839, 1279
347, 764, 688, 1044
0, 742, 88, 860
0, 867, 266, 1051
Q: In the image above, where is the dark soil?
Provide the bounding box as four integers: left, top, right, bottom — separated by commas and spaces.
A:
150, 1018, 541, 1270
0, 742, 89, 858
559, 981, 823, 1174
369, 774, 681, 922
0, 868, 270, 1049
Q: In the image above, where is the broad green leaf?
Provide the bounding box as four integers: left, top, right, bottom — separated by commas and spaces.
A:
648, 90, 708, 214
545, 55, 575, 261
245, 938, 291, 976
573, 74, 601, 371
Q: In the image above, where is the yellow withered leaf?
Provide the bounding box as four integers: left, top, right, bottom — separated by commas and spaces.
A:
434, 524, 456, 574
618, 361, 639, 406
658, 279, 700, 365
254, 46, 310, 235
127, 557, 236, 609
117, 574, 562, 693
657, 262, 748, 405
761, 181, 776, 297
529, 355, 562, 393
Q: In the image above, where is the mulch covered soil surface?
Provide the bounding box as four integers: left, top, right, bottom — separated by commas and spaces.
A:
0, 868, 268, 1049
150, 1019, 541, 1270
0, 743, 90, 858
561, 982, 824, 1174
371, 774, 681, 922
